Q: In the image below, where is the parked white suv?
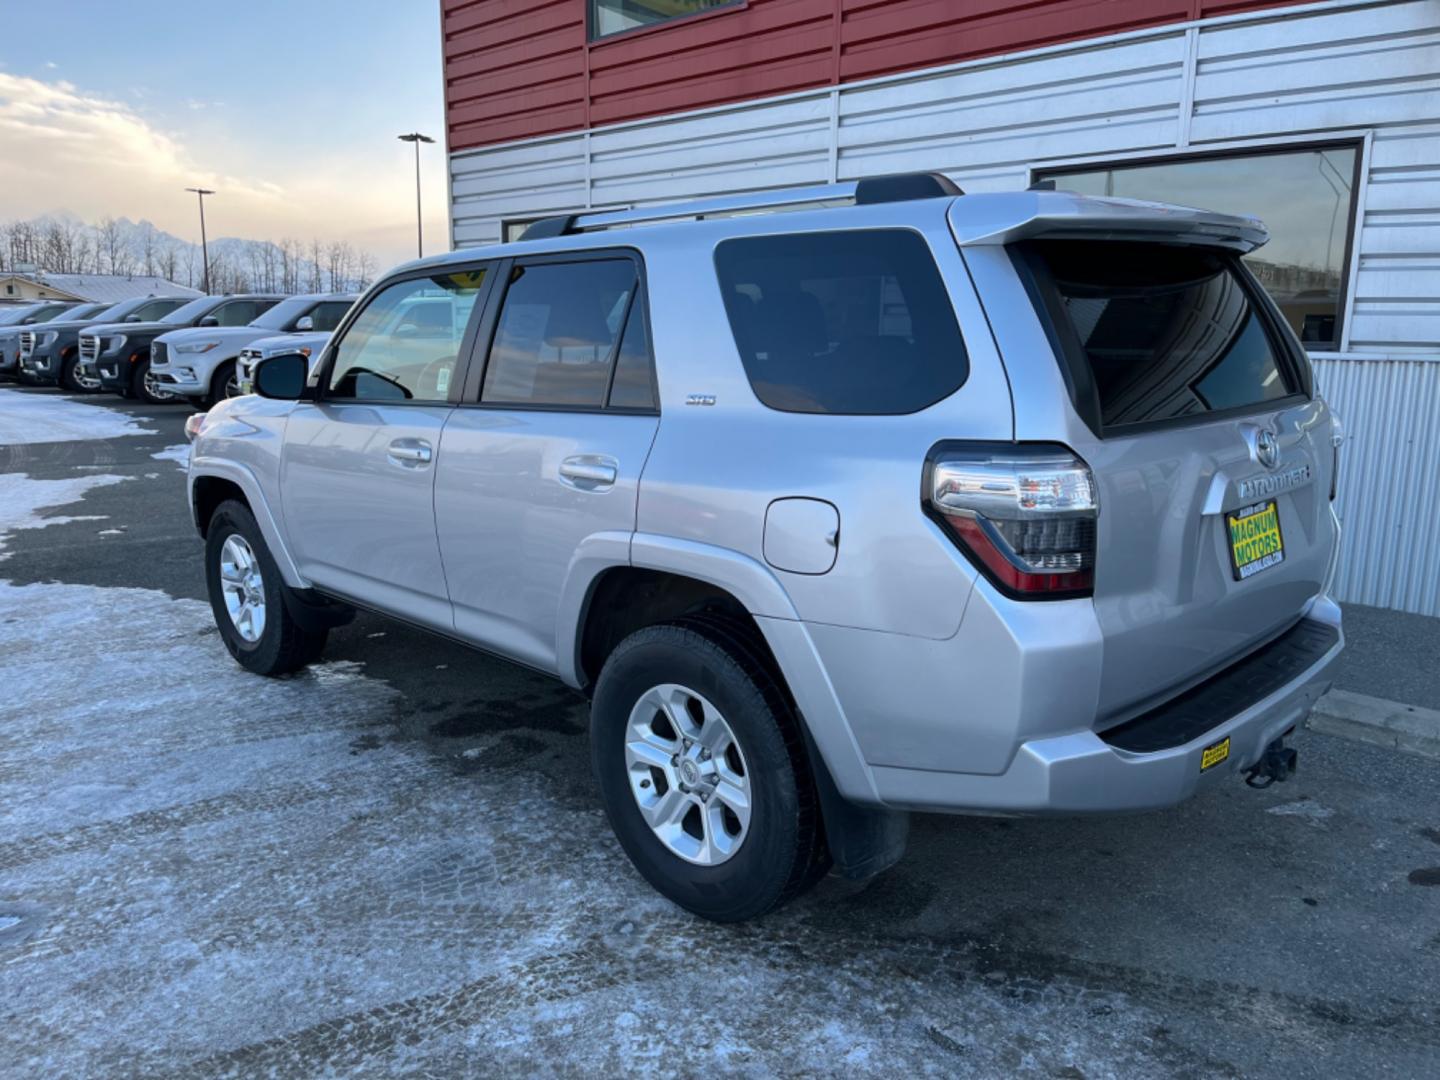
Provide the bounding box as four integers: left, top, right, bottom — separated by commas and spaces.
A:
153, 293, 356, 407
184, 175, 1344, 921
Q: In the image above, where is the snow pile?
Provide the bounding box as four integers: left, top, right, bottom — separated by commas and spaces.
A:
151, 444, 191, 471
0, 472, 126, 559
0, 388, 156, 445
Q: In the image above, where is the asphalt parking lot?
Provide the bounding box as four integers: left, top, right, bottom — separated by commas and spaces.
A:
1, 385, 1437, 1078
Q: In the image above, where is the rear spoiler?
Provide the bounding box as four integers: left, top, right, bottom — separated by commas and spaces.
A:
950, 191, 1268, 254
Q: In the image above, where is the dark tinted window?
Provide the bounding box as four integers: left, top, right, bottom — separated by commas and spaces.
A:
132, 299, 186, 321
1040, 144, 1359, 350
482, 260, 636, 408
214, 299, 277, 327
309, 301, 353, 332
714, 230, 968, 415
608, 292, 655, 410
1028, 240, 1296, 429
329, 271, 485, 402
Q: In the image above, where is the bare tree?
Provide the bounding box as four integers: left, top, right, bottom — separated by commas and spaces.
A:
140, 222, 157, 277
96, 218, 124, 275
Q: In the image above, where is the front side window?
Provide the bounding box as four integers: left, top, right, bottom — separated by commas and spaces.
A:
132, 299, 186, 322
481, 259, 638, 409
213, 299, 278, 327
714, 229, 970, 415
1025, 240, 1296, 430
1039, 144, 1359, 350
590, 0, 736, 40
328, 271, 486, 402
308, 301, 353, 332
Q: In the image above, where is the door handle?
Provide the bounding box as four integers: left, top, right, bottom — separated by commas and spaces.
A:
387, 439, 433, 467
559, 455, 618, 490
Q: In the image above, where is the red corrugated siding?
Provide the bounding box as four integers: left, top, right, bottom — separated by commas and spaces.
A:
443, 0, 1316, 152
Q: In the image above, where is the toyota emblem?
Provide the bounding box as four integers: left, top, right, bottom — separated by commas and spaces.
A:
1256, 429, 1280, 470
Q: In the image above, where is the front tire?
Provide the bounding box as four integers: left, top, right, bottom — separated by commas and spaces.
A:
205, 500, 327, 676
591, 622, 826, 922
206, 359, 241, 407
133, 357, 181, 404
59, 350, 100, 393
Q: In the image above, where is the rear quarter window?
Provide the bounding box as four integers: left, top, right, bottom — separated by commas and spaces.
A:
714, 229, 968, 415
1020, 240, 1303, 432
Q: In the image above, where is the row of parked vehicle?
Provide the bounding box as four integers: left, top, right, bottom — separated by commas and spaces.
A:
0, 290, 356, 407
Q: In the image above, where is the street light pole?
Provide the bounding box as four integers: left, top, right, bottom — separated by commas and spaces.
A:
397, 133, 435, 259
185, 187, 216, 292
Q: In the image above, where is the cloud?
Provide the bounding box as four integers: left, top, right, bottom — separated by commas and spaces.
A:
0, 73, 447, 270
44, 61, 59, 70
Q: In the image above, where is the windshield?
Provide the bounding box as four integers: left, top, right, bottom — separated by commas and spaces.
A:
63, 303, 113, 321
0, 306, 43, 325
248, 296, 313, 331
160, 297, 221, 325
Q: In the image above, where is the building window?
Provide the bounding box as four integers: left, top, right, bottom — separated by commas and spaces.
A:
590, 0, 739, 41
1037, 142, 1361, 351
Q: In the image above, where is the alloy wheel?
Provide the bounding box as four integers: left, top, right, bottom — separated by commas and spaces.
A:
219, 534, 267, 643
624, 683, 752, 866
143, 368, 180, 402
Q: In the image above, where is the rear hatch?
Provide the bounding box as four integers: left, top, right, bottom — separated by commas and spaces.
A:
955, 199, 1337, 724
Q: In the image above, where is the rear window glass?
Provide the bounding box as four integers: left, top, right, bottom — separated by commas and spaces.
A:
714, 229, 968, 415
1026, 241, 1297, 430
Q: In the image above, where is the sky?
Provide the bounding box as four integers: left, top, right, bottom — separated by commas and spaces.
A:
0, 0, 450, 273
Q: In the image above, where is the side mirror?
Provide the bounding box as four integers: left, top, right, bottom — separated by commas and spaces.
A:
198, 315, 220, 328
295, 315, 314, 332
253, 352, 311, 401
125, 314, 143, 323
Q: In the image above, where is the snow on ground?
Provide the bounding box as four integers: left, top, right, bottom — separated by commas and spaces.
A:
0, 389, 158, 445
151, 444, 191, 471
0, 472, 126, 559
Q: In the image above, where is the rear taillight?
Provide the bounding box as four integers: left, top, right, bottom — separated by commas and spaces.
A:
925, 444, 1098, 599
1329, 410, 1344, 501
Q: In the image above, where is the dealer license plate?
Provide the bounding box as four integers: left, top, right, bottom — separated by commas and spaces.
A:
1227, 500, 1284, 580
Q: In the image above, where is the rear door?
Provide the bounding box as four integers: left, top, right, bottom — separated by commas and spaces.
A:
434, 251, 659, 671
966, 236, 1337, 722
281, 267, 491, 631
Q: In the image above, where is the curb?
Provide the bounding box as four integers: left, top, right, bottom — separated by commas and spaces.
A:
1307, 688, 1440, 762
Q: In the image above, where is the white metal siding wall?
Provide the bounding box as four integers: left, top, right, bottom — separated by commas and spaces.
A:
450, 0, 1440, 615
1316, 358, 1440, 614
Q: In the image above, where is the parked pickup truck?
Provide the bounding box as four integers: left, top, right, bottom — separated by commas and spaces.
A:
19, 296, 192, 392
83, 294, 284, 403
186, 175, 1344, 922
236, 330, 334, 394
153, 293, 355, 407
0, 301, 80, 380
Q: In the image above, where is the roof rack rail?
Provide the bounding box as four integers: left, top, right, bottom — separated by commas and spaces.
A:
518, 171, 962, 242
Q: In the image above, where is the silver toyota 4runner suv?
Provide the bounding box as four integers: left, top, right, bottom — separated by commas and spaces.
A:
185, 173, 1344, 922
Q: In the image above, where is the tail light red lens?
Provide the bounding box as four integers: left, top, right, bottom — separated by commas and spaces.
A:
925, 444, 1097, 599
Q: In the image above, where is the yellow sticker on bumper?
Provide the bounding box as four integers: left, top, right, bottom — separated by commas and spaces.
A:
1200, 736, 1231, 772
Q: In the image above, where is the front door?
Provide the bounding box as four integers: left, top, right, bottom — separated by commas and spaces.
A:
282, 268, 489, 631
435, 253, 660, 671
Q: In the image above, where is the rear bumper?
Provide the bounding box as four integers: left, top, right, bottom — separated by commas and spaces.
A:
867, 596, 1342, 813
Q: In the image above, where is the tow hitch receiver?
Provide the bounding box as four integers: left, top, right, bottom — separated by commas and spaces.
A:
1245, 737, 1298, 788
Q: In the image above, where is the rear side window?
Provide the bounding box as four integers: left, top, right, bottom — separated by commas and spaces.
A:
481, 259, 638, 409
1024, 241, 1298, 430
714, 229, 968, 415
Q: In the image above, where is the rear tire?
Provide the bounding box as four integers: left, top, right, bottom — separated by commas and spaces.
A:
205, 499, 328, 676
591, 621, 825, 922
